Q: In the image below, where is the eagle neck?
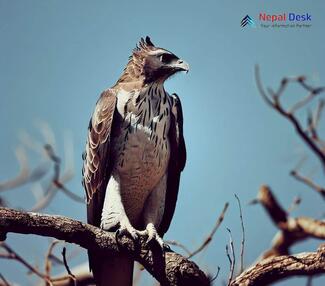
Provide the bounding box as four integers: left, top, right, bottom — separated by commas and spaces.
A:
128, 82, 167, 120
141, 82, 166, 101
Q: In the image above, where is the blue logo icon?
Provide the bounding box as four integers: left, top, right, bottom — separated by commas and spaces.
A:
241, 15, 256, 27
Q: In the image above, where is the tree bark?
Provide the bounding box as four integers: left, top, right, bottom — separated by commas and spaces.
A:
0, 207, 210, 286
231, 244, 325, 285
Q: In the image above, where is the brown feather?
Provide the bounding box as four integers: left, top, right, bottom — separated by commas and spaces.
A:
82, 89, 118, 279
158, 93, 186, 235
82, 88, 117, 212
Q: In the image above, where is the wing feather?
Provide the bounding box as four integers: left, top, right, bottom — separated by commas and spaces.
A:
82, 89, 117, 227
158, 93, 186, 235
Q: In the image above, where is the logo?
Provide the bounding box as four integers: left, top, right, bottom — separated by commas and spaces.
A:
259, 12, 311, 22
241, 12, 312, 29
241, 15, 255, 27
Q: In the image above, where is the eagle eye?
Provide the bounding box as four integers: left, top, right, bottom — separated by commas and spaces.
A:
159, 53, 178, 64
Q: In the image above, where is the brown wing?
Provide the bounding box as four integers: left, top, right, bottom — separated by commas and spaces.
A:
158, 93, 186, 236
82, 89, 117, 228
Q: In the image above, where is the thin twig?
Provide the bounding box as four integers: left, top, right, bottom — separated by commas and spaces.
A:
313, 100, 325, 131
0, 242, 52, 284
187, 203, 229, 259
53, 181, 84, 203
290, 91, 317, 113
30, 186, 59, 212
61, 247, 77, 286
165, 240, 191, 256
30, 144, 80, 212
235, 194, 245, 274
0, 147, 49, 192
0, 273, 10, 286
226, 245, 232, 283
45, 240, 61, 278
255, 65, 275, 108
210, 266, 221, 283
255, 66, 325, 170
226, 228, 235, 286
287, 196, 302, 213
45, 145, 84, 204
290, 170, 325, 199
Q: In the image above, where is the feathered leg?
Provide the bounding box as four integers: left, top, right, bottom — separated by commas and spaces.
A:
141, 174, 167, 248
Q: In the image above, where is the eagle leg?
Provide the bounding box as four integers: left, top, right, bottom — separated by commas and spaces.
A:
101, 175, 140, 241
140, 174, 168, 249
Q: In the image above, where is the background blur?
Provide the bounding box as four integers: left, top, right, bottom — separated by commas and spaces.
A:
1, 0, 325, 285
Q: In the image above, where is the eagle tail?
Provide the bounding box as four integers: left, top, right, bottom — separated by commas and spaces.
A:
91, 252, 134, 286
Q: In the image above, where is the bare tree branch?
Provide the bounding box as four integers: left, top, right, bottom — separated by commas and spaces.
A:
255, 66, 325, 170
255, 186, 325, 260
257, 185, 288, 227
0, 207, 210, 286
231, 244, 325, 286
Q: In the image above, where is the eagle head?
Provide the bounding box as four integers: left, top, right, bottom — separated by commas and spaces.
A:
121, 36, 189, 85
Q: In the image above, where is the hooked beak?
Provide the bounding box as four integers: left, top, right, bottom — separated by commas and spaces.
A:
172, 59, 190, 73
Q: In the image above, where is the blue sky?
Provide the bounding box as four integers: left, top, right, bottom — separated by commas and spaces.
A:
1, 1, 325, 285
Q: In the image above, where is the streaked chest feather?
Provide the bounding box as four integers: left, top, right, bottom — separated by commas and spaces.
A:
113, 83, 172, 190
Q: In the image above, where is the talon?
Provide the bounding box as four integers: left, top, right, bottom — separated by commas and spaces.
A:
119, 221, 139, 241
115, 229, 121, 239
143, 223, 165, 250
156, 236, 165, 249
163, 243, 171, 251
115, 230, 123, 249
120, 228, 137, 240
146, 230, 156, 244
